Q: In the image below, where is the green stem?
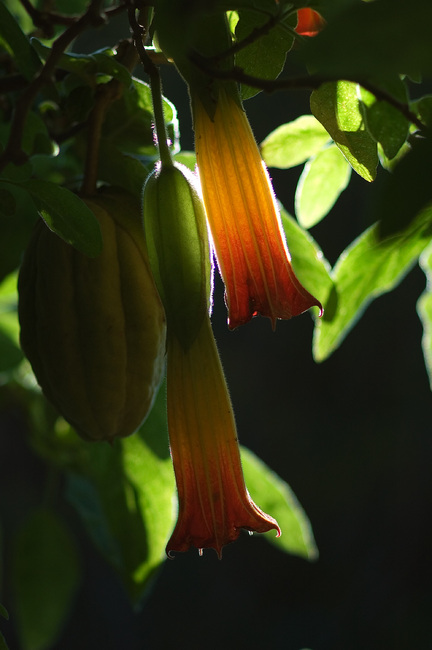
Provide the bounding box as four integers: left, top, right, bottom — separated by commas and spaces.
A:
127, 2, 173, 167
149, 67, 173, 167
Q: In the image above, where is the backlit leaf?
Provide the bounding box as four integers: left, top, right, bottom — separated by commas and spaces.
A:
66, 383, 175, 605
417, 241, 432, 390
102, 79, 179, 156
359, 84, 409, 160
311, 81, 378, 181
0, 3, 41, 80
241, 446, 318, 560
261, 115, 331, 169
31, 40, 132, 86
313, 206, 432, 362
97, 144, 150, 199
12, 508, 81, 650
295, 144, 351, 228
235, 9, 296, 100
281, 207, 333, 311
25, 180, 103, 257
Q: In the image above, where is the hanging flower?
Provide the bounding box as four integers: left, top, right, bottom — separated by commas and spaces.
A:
143, 160, 280, 556
166, 316, 280, 557
295, 8, 326, 37
193, 85, 322, 330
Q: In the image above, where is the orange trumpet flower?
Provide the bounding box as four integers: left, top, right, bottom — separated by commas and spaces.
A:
166, 316, 280, 557
193, 85, 322, 329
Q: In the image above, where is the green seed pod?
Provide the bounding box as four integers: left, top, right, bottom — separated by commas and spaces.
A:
18, 189, 166, 442
143, 161, 212, 349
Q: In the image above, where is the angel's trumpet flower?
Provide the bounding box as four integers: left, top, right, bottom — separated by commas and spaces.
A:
193, 85, 322, 329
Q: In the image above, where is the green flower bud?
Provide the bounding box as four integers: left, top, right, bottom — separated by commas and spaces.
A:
143, 161, 212, 349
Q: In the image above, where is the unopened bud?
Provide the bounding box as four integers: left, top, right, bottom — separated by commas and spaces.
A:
143, 162, 212, 349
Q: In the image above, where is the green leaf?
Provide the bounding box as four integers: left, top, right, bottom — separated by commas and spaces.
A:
21, 112, 57, 158
102, 78, 179, 156
31, 40, 132, 86
313, 206, 432, 362
413, 95, 432, 128
295, 144, 351, 228
417, 242, 432, 390
12, 508, 81, 650
359, 84, 409, 160
241, 446, 318, 560
173, 150, 196, 172
0, 3, 41, 80
261, 115, 331, 169
311, 81, 378, 182
97, 144, 150, 199
0, 161, 33, 183
0, 601, 10, 650
66, 384, 175, 605
0, 185, 37, 281
301, 0, 432, 80
0, 329, 22, 376
0, 631, 10, 650
235, 9, 296, 100
0, 270, 19, 316
0, 111, 56, 160
3, 0, 33, 32
65, 473, 124, 569
280, 207, 333, 311
25, 180, 103, 257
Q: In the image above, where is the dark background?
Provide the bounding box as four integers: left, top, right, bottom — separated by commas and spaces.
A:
2, 12, 432, 650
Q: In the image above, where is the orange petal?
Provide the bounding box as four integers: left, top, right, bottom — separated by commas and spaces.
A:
295, 8, 326, 37
193, 86, 322, 329
166, 318, 280, 557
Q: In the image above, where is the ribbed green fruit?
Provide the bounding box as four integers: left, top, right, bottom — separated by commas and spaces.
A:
18, 190, 166, 442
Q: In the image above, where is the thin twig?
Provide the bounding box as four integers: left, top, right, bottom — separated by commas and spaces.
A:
190, 57, 426, 132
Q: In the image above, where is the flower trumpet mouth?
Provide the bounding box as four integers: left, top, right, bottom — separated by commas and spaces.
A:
166, 316, 280, 558
193, 85, 322, 330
